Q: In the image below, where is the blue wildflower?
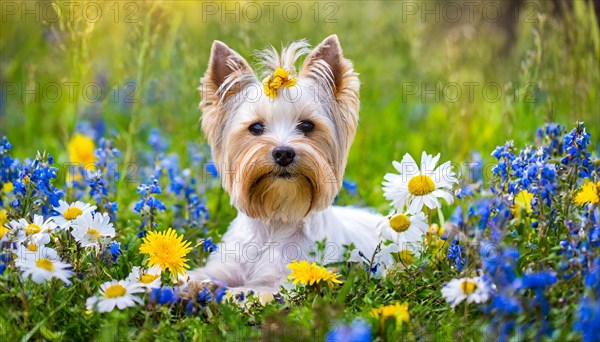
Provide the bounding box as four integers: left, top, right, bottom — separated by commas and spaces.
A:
202, 237, 218, 253
205, 162, 218, 178
325, 319, 372, 342
151, 286, 177, 305
515, 271, 557, 290
108, 241, 122, 261
197, 288, 213, 306
447, 240, 465, 272
215, 286, 227, 304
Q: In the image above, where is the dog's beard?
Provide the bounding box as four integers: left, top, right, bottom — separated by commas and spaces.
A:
226, 142, 339, 223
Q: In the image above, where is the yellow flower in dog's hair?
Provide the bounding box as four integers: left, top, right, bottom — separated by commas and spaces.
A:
372, 302, 410, 325
287, 260, 342, 287
574, 180, 600, 205
263, 67, 297, 98
139, 228, 192, 277
68, 133, 96, 169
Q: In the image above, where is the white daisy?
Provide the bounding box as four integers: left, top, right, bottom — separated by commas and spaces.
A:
383, 152, 458, 214
441, 276, 491, 308
15, 246, 73, 285
377, 211, 429, 251
86, 280, 144, 313
71, 212, 115, 248
10, 215, 56, 245
13, 243, 59, 262
126, 265, 162, 290
51, 200, 96, 229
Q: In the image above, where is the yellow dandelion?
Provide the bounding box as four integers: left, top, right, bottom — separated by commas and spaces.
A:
372, 302, 410, 325
512, 190, 534, 215
68, 133, 96, 169
139, 228, 192, 277
287, 260, 343, 287
263, 67, 297, 98
0, 209, 10, 239
2, 182, 14, 194
574, 180, 600, 205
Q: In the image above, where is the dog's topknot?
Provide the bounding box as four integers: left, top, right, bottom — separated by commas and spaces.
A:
255, 40, 311, 78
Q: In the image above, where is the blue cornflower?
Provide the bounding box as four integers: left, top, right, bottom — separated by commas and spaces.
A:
202, 237, 218, 253
205, 162, 218, 178
515, 271, 557, 290
492, 294, 522, 315
447, 240, 465, 272
215, 286, 227, 304
325, 319, 372, 342
575, 296, 600, 342
561, 122, 593, 176
456, 184, 474, 199
151, 286, 177, 305
197, 288, 212, 306
108, 241, 122, 261
134, 179, 166, 229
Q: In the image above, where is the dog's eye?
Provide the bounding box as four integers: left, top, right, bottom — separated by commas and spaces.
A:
248, 122, 265, 136
297, 120, 315, 134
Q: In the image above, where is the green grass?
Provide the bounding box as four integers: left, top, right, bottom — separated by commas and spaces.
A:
1, 0, 599, 340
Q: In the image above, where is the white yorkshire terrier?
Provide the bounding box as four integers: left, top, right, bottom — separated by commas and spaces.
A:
189, 35, 382, 294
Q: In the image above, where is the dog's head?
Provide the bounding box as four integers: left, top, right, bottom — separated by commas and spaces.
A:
200, 35, 359, 223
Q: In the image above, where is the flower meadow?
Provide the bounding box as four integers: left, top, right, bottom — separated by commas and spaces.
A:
0, 121, 598, 341
2, 1, 600, 340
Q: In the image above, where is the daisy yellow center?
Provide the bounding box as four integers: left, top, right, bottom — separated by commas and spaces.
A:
25, 224, 42, 235
64, 207, 83, 220
87, 228, 101, 240
461, 280, 478, 295
27, 244, 38, 252
139, 273, 159, 284
104, 284, 126, 298
36, 258, 54, 271
389, 214, 411, 233
408, 175, 435, 196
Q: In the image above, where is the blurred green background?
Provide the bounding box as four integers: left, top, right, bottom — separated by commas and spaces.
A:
1, 0, 598, 210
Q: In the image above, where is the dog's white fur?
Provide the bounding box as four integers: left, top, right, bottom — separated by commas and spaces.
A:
190, 35, 382, 293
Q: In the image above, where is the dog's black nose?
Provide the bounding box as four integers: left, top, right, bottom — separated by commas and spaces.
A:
272, 146, 295, 167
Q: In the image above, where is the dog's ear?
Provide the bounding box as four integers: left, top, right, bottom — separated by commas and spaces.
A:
300, 35, 359, 158
202, 41, 253, 96
300, 34, 359, 102
200, 41, 254, 146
